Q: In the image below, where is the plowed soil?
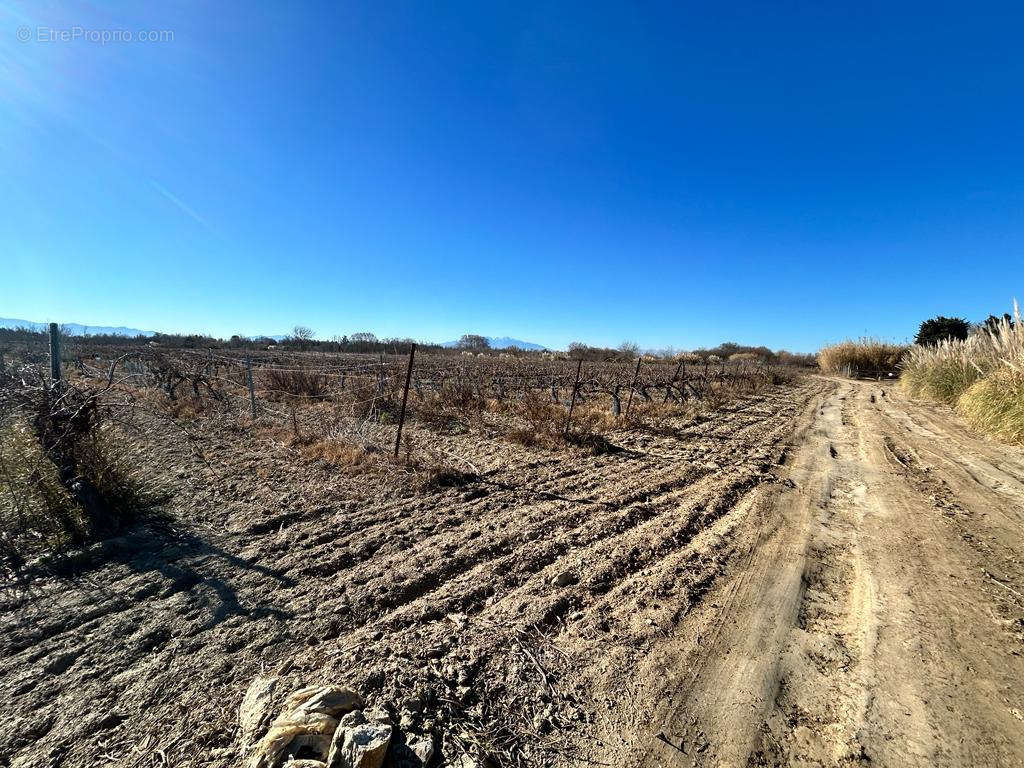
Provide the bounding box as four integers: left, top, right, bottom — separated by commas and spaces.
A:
3, 377, 1024, 767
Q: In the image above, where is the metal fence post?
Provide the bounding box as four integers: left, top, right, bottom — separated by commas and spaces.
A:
246, 355, 257, 418
48, 323, 62, 384
564, 358, 583, 435
394, 343, 416, 458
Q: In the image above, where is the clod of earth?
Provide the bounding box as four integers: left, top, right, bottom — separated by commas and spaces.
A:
551, 570, 577, 587
407, 735, 435, 765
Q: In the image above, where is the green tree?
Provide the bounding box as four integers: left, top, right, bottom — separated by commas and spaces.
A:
982, 313, 1014, 336
915, 316, 969, 346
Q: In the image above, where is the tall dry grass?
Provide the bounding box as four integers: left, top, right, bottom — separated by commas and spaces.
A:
901, 302, 1024, 444
0, 371, 168, 573
957, 370, 1024, 444
901, 339, 987, 404
817, 339, 909, 377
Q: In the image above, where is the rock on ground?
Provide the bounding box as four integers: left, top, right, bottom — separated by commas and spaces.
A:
327, 722, 392, 768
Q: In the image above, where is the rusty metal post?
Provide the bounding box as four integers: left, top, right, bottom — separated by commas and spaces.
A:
564, 358, 583, 435
394, 343, 416, 458
48, 323, 62, 384
625, 356, 642, 416
245, 355, 257, 419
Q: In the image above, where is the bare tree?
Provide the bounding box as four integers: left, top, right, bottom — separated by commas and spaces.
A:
457, 334, 490, 351
618, 341, 640, 359
285, 325, 315, 351
567, 342, 591, 360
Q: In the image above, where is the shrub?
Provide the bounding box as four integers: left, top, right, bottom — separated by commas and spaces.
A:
775, 350, 817, 367
915, 316, 970, 346
416, 381, 482, 432
505, 390, 609, 450
982, 313, 1015, 336
264, 368, 329, 400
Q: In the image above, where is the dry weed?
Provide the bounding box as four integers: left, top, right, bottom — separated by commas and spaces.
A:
818, 339, 909, 377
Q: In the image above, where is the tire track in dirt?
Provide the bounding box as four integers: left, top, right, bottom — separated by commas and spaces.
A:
752, 390, 879, 766
592, 378, 1024, 768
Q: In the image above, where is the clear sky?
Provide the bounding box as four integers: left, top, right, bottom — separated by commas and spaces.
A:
2, 1, 1022, 351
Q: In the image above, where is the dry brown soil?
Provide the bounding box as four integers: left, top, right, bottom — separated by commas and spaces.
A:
2, 377, 1023, 767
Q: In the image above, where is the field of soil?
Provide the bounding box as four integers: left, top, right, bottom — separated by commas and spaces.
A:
2, 375, 1024, 767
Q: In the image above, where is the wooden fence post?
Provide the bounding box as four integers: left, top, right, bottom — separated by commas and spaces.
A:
48, 323, 62, 384
564, 359, 583, 435
625, 356, 642, 416
394, 343, 416, 458
664, 358, 684, 403
246, 355, 257, 419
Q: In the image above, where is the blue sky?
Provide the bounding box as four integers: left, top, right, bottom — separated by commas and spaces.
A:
2, 1, 1022, 351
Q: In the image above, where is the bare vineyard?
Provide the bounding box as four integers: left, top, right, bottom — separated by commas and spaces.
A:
0, 333, 804, 575
24, 342, 802, 452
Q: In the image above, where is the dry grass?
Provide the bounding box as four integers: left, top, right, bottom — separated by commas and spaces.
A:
623, 400, 696, 433
141, 388, 219, 420
299, 436, 380, 471
505, 391, 611, 451
957, 369, 1024, 444
264, 368, 330, 401
272, 415, 481, 492
817, 339, 909, 378
0, 418, 85, 565
0, 386, 165, 574
901, 303, 1024, 443
416, 382, 484, 432
901, 340, 987, 405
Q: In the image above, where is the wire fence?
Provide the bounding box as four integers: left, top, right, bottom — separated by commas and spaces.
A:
1, 328, 806, 463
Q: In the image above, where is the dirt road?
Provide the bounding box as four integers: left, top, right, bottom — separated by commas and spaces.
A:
601, 378, 1024, 767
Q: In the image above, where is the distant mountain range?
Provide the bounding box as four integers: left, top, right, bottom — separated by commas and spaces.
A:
0, 318, 154, 337
441, 336, 546, 350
